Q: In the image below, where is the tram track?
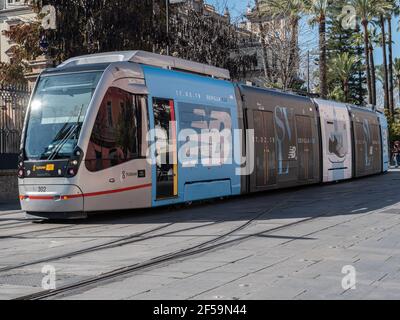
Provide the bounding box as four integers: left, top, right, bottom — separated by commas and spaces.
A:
11, 194, 387, 300
0, 220, 34, 230
14, 209, 332, 300
0, 222, 115, 240
0, 198, 285, 275
14, 192, 385, 301
0, 219, 233, 273
0, 210, 24, 217
8, 188, 375, 300
0, 222, 176, 273
0, 207, 197, 239
0, 194, 289, 274
10, 194, 318, 300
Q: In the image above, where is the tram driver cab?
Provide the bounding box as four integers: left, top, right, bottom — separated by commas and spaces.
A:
18, 52, 154, 219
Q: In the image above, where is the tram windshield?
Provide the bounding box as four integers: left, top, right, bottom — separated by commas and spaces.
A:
24, 71, 103, 160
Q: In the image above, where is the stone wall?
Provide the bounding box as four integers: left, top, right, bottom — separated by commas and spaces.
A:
0, 170, 18, 203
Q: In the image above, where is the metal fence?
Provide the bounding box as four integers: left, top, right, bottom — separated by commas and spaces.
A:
0, 84, 31, 169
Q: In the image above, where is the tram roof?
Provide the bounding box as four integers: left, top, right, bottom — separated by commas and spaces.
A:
55, 50, 231, 80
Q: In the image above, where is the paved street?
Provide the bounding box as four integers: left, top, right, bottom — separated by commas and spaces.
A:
1, 170, 400, 300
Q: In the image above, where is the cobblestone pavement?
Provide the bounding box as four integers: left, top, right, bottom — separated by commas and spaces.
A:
1, 171, 400, 300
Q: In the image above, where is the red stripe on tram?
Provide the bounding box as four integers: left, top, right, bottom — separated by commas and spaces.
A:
83, 183, 152, 198
21, 183, 152, 201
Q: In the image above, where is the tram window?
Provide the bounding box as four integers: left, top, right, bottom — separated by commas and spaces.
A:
85, 87, 147, 172
106, 101, 113, 127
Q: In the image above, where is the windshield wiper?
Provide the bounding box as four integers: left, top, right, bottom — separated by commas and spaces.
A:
47, 104, 85, 161
46, 124, 79, 160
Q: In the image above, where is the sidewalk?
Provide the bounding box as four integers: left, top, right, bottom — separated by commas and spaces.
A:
0, 201, 21, 212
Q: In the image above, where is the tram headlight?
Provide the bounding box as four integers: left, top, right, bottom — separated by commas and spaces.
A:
17, 169, 24, 178
17, 149, 25, 178
66, 161, 79, 177
66, 146, 84, 178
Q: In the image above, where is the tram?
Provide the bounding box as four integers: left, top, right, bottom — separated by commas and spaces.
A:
17, 51, 389, 219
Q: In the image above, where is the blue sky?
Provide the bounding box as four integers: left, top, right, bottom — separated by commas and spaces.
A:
205, 0, 400, 65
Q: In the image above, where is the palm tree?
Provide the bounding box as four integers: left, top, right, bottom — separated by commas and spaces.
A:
387, 1, 399, 115
254, 0, 271, 80
394, 58, 400, 102
258, 0, 304, 88
329, 52, 359, 102
368, 26, 381, 106
376, 64, 385, 84
350, 0, 392, 105
352, 30, 368, 105
304, 0, 330, 99
378, 16, 389, 110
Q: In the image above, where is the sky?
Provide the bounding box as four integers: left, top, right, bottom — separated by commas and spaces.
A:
206, 0, 399, 105
205, 0, 400, 66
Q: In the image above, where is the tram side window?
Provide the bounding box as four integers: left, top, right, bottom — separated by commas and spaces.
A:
85, 87, 146, 172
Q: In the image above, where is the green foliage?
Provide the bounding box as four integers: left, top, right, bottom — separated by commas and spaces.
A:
387, 109, 400, 142
328, 52, 359, 102
0, 62, 28, 86
0, 20, 42, 85
394, 58, 400, 101
326, 0, 367, 104
3, 21, 43, 61
25, 0, 256, 80
328, 85, 346, 102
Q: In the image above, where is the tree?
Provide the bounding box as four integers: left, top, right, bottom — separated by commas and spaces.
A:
0, 62, 27, 85
1, 0, 255, 84
387, 0, 399, 115
394, 58, 400, 101
328, 52, 359, 102
304, 0, 330, 99
31, 0, 166, 62
350, 0, 391, 105
381, 15, 390, 110
377, 1, 394, 113
368, 26, 380, 106
254, 0, 272, 80
326, 0, 366, 105
258, 0, 303, 89
0, 18, 42, 85
168, 4, 257, 80
388, 109, 400, 142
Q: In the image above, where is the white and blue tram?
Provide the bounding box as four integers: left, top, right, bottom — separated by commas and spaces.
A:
17, 51, 389, 219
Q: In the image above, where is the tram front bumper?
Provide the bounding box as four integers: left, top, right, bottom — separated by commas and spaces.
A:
19, 184, 85, 219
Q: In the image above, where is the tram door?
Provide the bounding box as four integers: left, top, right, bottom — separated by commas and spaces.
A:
296, 115, 314, 181
253, 110, 277, 188
152, 98, 178, 200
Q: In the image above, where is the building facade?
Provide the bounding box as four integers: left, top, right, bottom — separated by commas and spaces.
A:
0, 0, 35, 63
238, 4, 300, 88
0, 0, 299, 87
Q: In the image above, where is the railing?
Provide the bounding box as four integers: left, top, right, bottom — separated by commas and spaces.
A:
0, 84, 31, 169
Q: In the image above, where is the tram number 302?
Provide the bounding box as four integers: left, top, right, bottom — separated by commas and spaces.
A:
197, 304, 247, 316
38, 186, 47, 193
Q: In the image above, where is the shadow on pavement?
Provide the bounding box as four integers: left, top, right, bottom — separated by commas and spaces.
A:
31, 170, 399, 226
